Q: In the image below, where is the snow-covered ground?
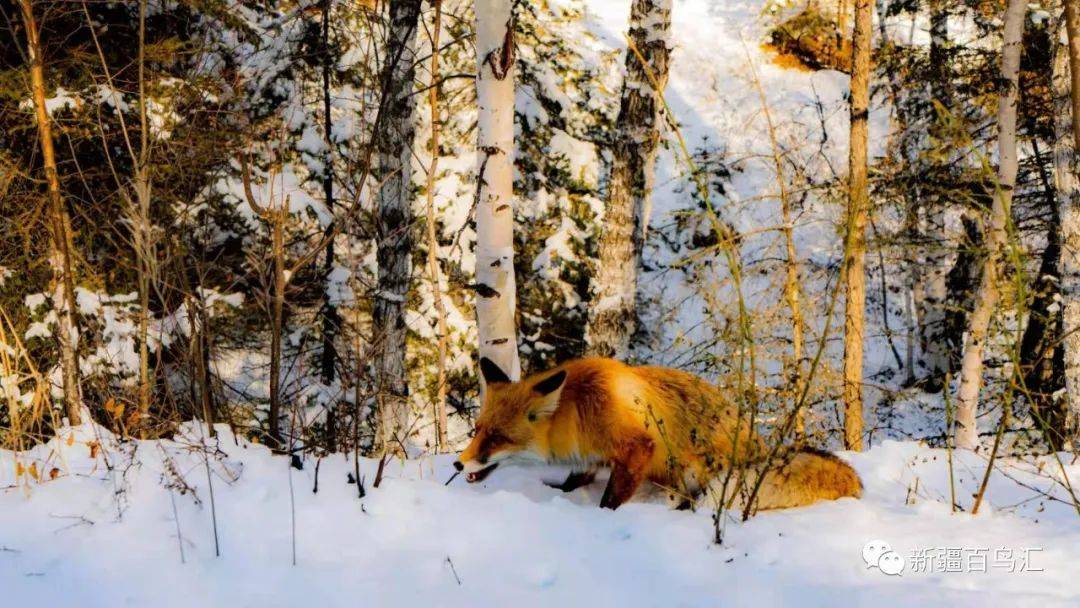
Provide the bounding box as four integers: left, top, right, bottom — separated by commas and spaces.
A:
2, 423, 1078, 607
3, 0, 1077, 606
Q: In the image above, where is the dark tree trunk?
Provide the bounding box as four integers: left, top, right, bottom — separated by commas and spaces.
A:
1021, 137, 1066, 448
319, 0, 340, 387
585, 0, 672, 358
373, 0, 423, 452
944, 213, 983, 373
917, 0, 953, 391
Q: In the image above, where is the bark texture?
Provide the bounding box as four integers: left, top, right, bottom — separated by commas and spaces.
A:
584, 0, 672, 359
841, 0, 872, 451
426, 0, 450, 451
943, 213, 983, 373
320, 0, 341, 387
269, 207, 285, 448
474, 0, 522, 383
373, 0, 423, 452
916, 0, 952, 389
1018, 134, 1063, 448
954, 0, 1026, 450
1057, 5, 1080, 450
1065, 0, 1080, 146
20, 0, 83, 424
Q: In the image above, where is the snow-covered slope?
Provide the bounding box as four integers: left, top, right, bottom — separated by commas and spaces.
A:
2, 424, 1078, 607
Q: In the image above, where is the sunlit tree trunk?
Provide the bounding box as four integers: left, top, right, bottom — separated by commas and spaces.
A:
373, 0, 423, 452
842, 0, 872, 452
584, 0, 671, 359
426, 0, 450, 451
474, 0, 521, 383
270, 208, 285, 448
19, 0, 82, 424
1066, 0, 1080, 146
954, 0, 1026, 450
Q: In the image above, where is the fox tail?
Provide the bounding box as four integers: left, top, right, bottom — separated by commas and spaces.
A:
709, 447, 862, 512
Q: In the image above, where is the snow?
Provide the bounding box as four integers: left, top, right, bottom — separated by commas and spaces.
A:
2, 424, 1078, 606
199, 287, 245, 310
75, 287, 103, 316
19, 87, 81, 116
24, 320, 53, 340
532, 215, 584, 283
92, 83, 131, 115
549, 129, 600, 188
324, 265, 355, 307
24, 293, 47, 312
217, 160, 330, 230
5, 0, 1079, 605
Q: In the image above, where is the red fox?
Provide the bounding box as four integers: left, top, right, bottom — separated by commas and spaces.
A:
455, 357, 861, 510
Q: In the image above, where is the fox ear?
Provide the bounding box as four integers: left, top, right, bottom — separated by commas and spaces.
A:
479, 357, 511, 385
532, 370, 566, 396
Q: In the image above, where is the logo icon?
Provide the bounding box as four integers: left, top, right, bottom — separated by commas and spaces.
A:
863, 540, 905, 576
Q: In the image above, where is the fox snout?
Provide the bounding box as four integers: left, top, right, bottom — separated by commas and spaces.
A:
455, 457, 499, 483
456, 435, 504, 483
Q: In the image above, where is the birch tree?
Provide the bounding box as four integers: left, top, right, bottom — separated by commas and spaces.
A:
373, 0, 423, 452
474, 0, 521, 382
841, 0, 873, 452
19, 0, 82, 424
584, 0, 672, 359
1057, 0, 1080, 450
425, 0, 450, 451
954, 0, 1026, 450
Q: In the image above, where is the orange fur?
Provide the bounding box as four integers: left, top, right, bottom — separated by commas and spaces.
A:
458, 358, 861, 510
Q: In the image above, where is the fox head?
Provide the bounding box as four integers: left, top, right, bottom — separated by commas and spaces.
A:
454, 358, 567, 483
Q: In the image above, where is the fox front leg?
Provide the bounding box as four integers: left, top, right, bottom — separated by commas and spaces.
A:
545, 470, 596, 492
599, 435, 654, 510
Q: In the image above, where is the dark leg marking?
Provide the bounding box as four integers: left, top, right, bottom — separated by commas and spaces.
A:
599, 435, 654, 510
545, 470, 596, 493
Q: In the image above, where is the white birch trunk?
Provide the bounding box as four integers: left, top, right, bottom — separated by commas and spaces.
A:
584, 0, 672, 359
1056, 6, 1080, 450
954, 0, 1026, 450
373, 0, 423, 451
474, 0, 521, 382
426, 0, 449, 451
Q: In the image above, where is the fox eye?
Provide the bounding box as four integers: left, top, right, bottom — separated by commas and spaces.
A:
481, 432, 507, 452
527, 412, 537, 422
